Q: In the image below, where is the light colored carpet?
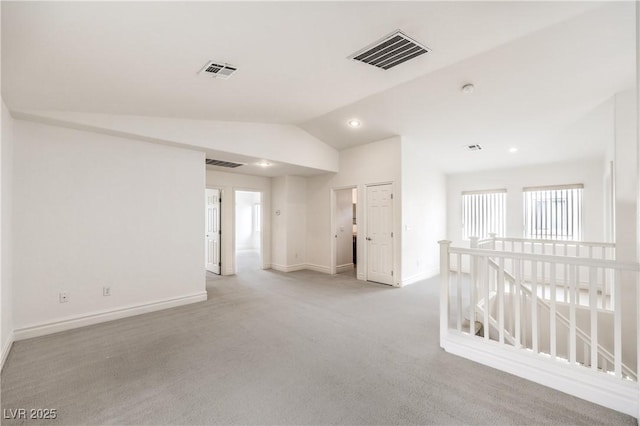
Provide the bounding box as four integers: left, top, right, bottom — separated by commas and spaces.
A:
1, 269, 636, 425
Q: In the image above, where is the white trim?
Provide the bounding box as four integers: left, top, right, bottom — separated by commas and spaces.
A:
336, 263, 354, 273
442, 333, 638, 418
461, 188, 507, 195
1, 332, 15, 371
271, 263, 306, 273
13, 292, 208, 341
401, 267, 439, 286
523, 183, 584, 192
304, 263, 331, 274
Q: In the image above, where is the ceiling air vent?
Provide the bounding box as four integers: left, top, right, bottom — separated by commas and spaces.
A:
205, 159, 245, 168
349, 30, 430, 70
199, 61, 237, 80
466, 144, 483, 151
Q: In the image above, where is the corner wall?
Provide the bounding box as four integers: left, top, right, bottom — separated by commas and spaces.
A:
271, 175, 307, 271
12, 119, 206, 339
1, 100, 15, 367
401, 137, 447, 285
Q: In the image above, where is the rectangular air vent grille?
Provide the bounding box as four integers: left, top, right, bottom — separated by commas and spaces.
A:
205, 159, 245, 168
466, 144, 483, 151
199, 61, 237, 80
350, 30, 430, 70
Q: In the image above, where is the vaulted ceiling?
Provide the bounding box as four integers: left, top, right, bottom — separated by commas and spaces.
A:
2, 1, 636, 173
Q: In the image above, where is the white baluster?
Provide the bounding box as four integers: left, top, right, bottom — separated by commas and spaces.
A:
614, 269, 622, 378
515, 258, 521, 348
531, 260, 538, 353
569, 264, 577, 364
484, 255, 490, 341
498, 257, 505, 345
456, 253, 462, 332
589, 266, 598, 371
550, 262, 557, 360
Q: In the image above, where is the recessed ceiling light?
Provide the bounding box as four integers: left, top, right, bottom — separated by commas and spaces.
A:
461, 83, 475, 94
508, 147, 518, 153
256, 160, 272, 167
347, 119, 362, 128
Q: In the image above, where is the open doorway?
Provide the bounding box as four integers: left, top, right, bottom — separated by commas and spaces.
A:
333, 187, 357, 277
235, 190, 262, 273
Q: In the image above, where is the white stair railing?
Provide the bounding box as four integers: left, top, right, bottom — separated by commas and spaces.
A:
481, 257, 636, 379
439, 239, 639, 416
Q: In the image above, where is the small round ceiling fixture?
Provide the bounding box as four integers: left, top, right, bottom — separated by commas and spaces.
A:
461, 83, 475, 94
508, 147, 518, 153
256, 160, 272, 167
347, 119, 362, 128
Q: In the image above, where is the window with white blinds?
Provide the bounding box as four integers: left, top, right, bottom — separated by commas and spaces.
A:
523, 184, 583, 240
461, 189, 507, 240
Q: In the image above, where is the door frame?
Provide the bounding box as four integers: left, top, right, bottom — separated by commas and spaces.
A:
205, 186, 223, 275
330, 185, 358, 276
232, 187, 266, 274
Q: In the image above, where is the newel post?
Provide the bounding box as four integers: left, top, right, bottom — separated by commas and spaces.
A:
439, 240, 452, 349
469, 236, 479, 249
488, 233, 497, 250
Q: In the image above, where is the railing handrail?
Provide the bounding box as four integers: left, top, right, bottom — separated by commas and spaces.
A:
449, 246, 638, 271
491, 236, 616, 248
484, 257, 636, 380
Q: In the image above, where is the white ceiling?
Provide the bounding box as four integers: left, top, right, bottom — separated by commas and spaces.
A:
1, 1, 635, 174
300, 2, 636, 172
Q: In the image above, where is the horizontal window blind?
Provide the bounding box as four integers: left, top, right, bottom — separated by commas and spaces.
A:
523, 185, 583, 240
462, 190, 506, 240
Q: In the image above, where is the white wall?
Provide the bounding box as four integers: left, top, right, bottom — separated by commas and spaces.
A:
447, 158, 606, 246
235, 191, 261, 251
271, 176, 287, 268
286, 176, 307, 267
614, 90, 638, 261
12, 120, 206, 337
271, 175, 307, 271
205, 169, 271, 274
1, 100, 15, 366
335, 188, 353, 268
306, 136, 402, 282
401, 137, 447, 285
612, 89, 638, 375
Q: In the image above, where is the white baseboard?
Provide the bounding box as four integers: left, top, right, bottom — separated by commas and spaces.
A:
442, 332, 638, 418
305, 263, 331, 274
13, 292, 208, 341
1, 332, 15, 371
271, 263, 307, 273
401, 268, 439, 286
336, 263, 354, 273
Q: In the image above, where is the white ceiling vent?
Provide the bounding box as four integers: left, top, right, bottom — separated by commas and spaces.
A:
349, 30, 430, 70
466, 144, 483, 151
199, 61, 237, 80
205, 159, 245, 168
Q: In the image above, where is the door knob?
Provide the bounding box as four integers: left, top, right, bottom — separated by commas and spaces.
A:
366, 237, 371, 241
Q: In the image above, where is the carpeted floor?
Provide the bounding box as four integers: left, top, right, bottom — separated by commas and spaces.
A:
1, 269, 635, 425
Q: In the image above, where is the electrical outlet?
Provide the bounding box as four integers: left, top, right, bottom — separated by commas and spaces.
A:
59, 292, 69, 303
103, 286, 111, 296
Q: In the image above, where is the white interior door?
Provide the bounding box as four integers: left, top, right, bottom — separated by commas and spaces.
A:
366, 184, 394, 285
205, 188, 221, 274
